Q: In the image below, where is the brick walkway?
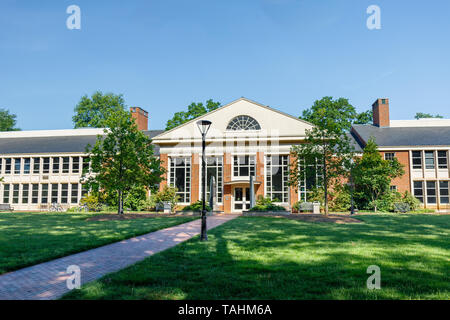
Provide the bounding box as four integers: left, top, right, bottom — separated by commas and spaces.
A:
0, 214, 238, 300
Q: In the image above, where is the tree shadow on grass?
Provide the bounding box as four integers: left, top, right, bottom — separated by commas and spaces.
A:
63, 214, 450, 300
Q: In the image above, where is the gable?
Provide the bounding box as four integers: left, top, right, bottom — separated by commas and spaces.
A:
153, 98, 314, 143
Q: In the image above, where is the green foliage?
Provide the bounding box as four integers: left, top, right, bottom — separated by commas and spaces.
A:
414, 112, 443, 120
80, 195, 103, 212
73, 91, 126, 128
153, 186, 179, 211
401, 191, 421, 211
0, 108, 20, 131
165, 99, 220, 130
394, 202, 411, 213
249, 196, 287, 212
123, 186, 147, 211
299, 96, 373, 131
83, 108, 164, 214
292, 201, 302, 212
139, 195, 157, 212
353, 138, 405, 212
354, 110, 373, 124
182, 200, 212, 212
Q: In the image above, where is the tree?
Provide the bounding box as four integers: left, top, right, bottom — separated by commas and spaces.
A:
414, 112, 443, 120
82, 109, 165, 214
300, 96, 373, 129
73, 91, 126, 128
166, 99, 220, 130
354, 110, 373, 124
352, 138, 404, 212
292, 97, 359, 214
0, 108, 20, 131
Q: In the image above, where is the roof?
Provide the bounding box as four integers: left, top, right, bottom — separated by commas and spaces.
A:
0, 130, 164, 156
347, 132, 363, 152
351, 124, 450, 147
152, 97, 314, 140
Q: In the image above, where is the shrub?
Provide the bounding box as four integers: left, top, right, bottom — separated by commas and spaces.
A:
80, 195, 103, 212
249, 196, 286, 212
401, 191, 421, 211
139, 194, 157, 212
154, 186, 179, 211
123, 186, 147, 211
182, 200, 212, 212
393, 202, 410, 213
292, 201, 302, 213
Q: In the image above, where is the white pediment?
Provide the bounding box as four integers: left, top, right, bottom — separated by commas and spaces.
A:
152, 98, 314, 143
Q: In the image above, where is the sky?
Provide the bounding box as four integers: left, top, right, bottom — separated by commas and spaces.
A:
1, 0, 449, 131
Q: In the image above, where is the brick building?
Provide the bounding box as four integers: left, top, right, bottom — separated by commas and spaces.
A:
351, 99, 450, 211
0, 97, 448, 212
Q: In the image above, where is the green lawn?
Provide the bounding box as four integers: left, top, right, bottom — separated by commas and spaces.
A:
0, 212, 196, 274
64, 214, 449, 300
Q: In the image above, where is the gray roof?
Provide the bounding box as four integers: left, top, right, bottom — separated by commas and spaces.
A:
346, 132, 363, 152
352, 124, 450, 147
0, 130, 164, 156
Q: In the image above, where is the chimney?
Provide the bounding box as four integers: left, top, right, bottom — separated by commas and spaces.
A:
372, 98, 390, 127
130, 107, 149, 131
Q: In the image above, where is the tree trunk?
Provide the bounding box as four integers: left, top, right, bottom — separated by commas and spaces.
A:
118, 190, 124, 215
323, 150, 328, 215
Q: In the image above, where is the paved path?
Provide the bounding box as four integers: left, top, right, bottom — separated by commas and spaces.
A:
0, 214, 238, 300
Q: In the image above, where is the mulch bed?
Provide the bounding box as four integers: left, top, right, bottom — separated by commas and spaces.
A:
273, 213, 362, 224
86, 213, 178, 221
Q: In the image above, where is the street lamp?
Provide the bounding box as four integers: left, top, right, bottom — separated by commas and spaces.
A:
197, 120, 212, 241
349, 158, 355, 215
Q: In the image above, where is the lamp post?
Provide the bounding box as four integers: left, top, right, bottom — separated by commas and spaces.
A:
197, 120, 212, 241
350, 158, 355, 215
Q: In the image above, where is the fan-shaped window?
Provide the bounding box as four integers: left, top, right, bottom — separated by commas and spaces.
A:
226, 115, 261, 131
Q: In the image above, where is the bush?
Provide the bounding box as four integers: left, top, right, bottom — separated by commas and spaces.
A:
182, 200, 211, 212
139, 194, 157, 212
124, 186, 147, 211
249, 196, 286, 212
401, 191, 421, 211
393, 202, 410, 213
292, 201, 302, 213
154, 186, 179, 211
80, 195, 103, 212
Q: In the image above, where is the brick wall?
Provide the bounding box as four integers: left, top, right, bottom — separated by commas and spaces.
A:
191, 153, 200, 203
159, 154, 168, 191
381, 150, 411, 193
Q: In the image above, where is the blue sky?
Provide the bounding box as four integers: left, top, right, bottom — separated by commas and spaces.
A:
1, 0, 449, 130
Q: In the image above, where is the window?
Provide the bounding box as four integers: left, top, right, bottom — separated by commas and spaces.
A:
22, 184, 29, 204
31, 184, 39, 203
424, 151, 435, 169
439, 181, 449, 204
14, 158, 21, 174
72, 157, 80, 174
226, 115, 261, 131
61, 184, 68, 203
413, 181, 424, 203
51, 184, 59, 203
390, 185, 398, 192
205, 157, 223, 203
62, 157, 70, 173
412, 151, 422, 169
3, 184, 10, 203
12, 184, 19, 203
81, 184, 88, 198
23, 158, 30, 174
266, 155, 289, 203
4, 158, 11, 174
298, 158, 323, 201
381, 99, 387, 104
33, 158, 41, 174
0, 159, 2, 174
52, 157, 60, 174
169, 157, 191, 203
82, 157, 90, 173
31, 184, 39, 204
426, 181, 437, 204
43, 158, 50, 174
438, 151, 448, 169
233, 156, 255, 177
384, 153, 395, 161
41, 184, 49, 204
71, 184, 79, 204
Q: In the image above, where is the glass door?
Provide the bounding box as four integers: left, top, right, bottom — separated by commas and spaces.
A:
234, 187, 250, 212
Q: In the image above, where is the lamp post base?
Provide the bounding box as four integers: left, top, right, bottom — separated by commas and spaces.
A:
200, 211, 208, 241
